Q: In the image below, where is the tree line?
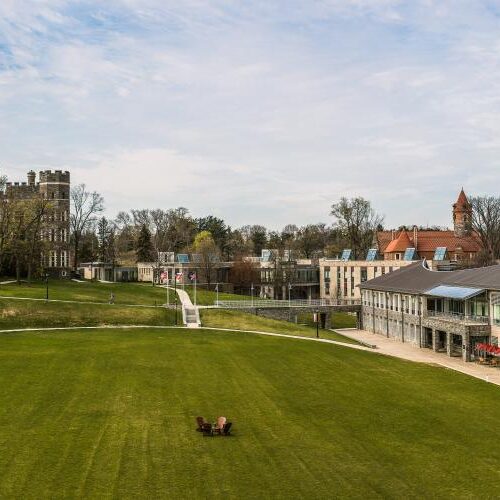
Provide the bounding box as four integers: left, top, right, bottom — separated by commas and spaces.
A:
1, 177, 500, 281
72, 187, 388, 270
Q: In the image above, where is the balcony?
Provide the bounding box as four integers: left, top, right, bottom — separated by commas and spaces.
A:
425, 310, 489, 325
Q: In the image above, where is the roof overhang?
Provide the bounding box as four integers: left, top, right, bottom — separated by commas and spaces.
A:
424, 285, 485, 300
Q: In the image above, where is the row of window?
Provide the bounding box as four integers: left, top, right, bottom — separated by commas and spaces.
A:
362, 291, 421, 315
43, 211, 69, 222
47, 251, 69, 268
42, 228, 69, 243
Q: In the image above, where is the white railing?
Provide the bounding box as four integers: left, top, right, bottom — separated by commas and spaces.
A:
425, 310, 489, 324
214, 298, 361, 309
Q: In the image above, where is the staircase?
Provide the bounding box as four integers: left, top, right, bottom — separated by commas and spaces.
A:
183, 306, 201, 328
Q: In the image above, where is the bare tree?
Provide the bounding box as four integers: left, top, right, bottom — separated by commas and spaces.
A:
70, 184, 104, 269
331, 197, 384, 259
470, 196, 500, 264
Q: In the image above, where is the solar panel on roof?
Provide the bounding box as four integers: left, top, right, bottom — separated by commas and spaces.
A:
403, 247, 417, 261
191, 253, 202, 263
177, 254, 190, 263
366, 248, 378, 261
433, 247, 447, 261
341, 249, 352, 261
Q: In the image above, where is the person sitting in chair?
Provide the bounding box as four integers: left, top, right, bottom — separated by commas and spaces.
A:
214, 416, 226, 434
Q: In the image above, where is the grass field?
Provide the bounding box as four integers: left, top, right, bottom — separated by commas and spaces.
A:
0, 280, 173, 305
0, 327, 499, 498
200, 309, 359, 343
181, 285, 249, 305
297, 311, 357, 329
0, 298, 177, 329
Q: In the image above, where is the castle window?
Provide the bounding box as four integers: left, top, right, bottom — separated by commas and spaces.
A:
51, 192, 55, 199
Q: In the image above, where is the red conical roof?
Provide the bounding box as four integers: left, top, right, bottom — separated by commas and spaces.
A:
385, 231, 413, 253
454, 188, 469, 208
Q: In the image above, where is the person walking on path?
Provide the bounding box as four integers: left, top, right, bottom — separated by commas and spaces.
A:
109, 292, 115, 304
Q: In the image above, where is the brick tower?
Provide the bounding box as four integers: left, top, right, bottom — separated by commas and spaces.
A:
38, 170, 71, 276
453, 188, 472, 237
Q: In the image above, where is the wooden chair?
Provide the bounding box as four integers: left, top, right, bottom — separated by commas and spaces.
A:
222, 422, 232, 436
196, 416, 205, 432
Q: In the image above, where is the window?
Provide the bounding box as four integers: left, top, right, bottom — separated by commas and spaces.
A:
361, 267, 367, 282
324, 267, 330, 281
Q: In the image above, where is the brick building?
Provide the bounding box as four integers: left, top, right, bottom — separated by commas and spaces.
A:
377, 189, 482, 264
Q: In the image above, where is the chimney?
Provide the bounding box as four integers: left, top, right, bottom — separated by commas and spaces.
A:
27, 170, 36, 186
413, 225, 418, 250
391, 229, 395, 240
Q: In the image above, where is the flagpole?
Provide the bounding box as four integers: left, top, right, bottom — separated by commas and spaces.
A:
194, 275, 197, 307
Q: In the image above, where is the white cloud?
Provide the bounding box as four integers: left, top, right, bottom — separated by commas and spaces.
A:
1, 1, 500, 229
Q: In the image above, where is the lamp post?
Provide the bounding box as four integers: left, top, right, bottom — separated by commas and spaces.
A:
174, 296, 178, 325
215, 282, 219, 306
251, 282, 254, 307
315, 309, 320, 338
45, 273, 49, 301
174, 273, 178, 325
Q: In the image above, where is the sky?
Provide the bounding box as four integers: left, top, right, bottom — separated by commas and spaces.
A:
1, 0, 500, 230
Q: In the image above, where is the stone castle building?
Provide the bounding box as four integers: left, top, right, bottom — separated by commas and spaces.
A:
2, 170, 71, 277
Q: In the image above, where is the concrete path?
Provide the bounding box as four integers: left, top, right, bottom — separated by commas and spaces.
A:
159, 286, 200, 327
336, 328, 500, 386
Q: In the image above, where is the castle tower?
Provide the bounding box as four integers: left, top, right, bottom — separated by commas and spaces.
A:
453, 188, 472, 237
27, 170, 36, 186
38, 170, 71, 274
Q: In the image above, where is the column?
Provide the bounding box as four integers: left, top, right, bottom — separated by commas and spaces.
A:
432, 329, 439, 352
324, 312, 331, 330
446, 331, 452, 357
462, 332, 471, 362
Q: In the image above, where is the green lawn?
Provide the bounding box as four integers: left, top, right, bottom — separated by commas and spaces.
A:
0, 280, 172, 306
0, 327, 499, 498
0, 298, 177, 329
181, 285, 249, 305
297, 311, 357, 329
200, 308, 359, 344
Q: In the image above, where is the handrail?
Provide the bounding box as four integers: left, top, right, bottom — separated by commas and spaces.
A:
214, 298, 361, 308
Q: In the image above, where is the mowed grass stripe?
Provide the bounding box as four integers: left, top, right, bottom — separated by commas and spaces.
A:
0, 328, 499, 498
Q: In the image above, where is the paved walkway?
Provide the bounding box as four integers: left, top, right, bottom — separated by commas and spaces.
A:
336, 328, 500, 386
159, 286, 200, 327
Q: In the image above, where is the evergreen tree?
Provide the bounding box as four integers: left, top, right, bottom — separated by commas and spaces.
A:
136, 223, 154, 262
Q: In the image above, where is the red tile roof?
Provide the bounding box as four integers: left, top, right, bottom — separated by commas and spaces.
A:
384, 231, 412, 253
377, 230, 482, 254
